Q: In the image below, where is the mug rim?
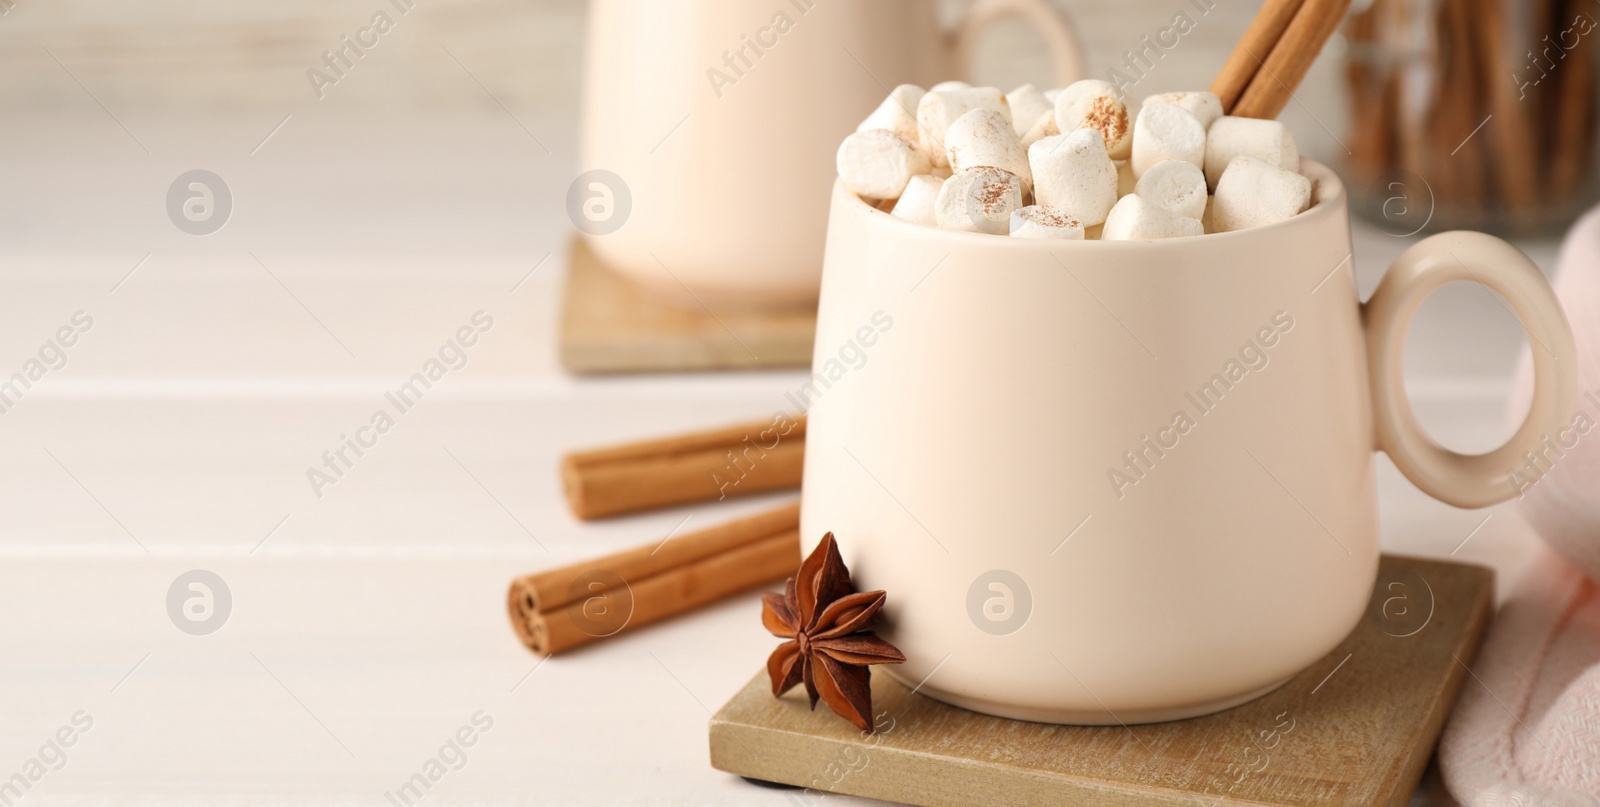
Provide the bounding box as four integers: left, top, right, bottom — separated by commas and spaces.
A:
834, 159, 1346, 248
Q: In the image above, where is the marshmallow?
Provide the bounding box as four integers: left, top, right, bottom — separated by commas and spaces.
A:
1054, 79, 1132, 160
1133, 159, 1207, 220
891, 174, 944, 226
1029, 128, 1118, 226
1044, 87, 1062, 104
945, 108, 1032, 194
1010, 205, 1085, 239
1131, 102, 1206, 178
1020, 112, 1060, 150
836, 129, 931, 200
857, 84, 926, 145
931, 80, 972, 91
918, 86, 1010, 168
1204, 116, 1299, 189
1210, 155, 1311, 233
1006, 84, 1054, 138
1142, 91, 1223, 130
1102, 194, 1204, 240
935, 166, 1024, 235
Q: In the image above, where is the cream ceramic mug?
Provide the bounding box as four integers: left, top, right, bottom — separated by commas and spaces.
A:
578, 0, 1082, 309
798, 161, 1577, 724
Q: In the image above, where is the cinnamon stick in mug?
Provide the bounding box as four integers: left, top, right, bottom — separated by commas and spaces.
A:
1211, 0, 1306, 111
561, 415, 805, 520
1232, 0, 1355, 120
507, 501, 800, 655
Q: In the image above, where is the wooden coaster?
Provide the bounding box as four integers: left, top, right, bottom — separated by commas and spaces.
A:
710, 554, 1492, 807
559, 238, 817, 374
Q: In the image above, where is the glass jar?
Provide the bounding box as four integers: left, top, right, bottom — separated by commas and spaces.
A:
1342, 0, 1600, 236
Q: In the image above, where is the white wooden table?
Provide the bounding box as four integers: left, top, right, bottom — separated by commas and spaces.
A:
0, 7, 1560, 802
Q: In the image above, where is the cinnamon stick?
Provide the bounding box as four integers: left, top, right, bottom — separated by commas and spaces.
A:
1548, 0, 1596, 205
1468, 0, 1539, 217
1233, 0, 1356, 120
562, 415, 805, 520
1211, 0, 1307, 112
507, 501, 801, 655
1342, 4, 1388, 187
1428, 0, 1484, 209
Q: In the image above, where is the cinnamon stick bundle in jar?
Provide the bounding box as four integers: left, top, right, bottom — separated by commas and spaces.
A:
507, 501, 800, 655
1343, 0, 1600, 234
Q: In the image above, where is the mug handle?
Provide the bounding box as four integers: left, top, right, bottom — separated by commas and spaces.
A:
1364, 231, 1577, 508
952, 0, 1084, 88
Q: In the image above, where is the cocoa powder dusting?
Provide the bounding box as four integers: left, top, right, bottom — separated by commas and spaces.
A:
979, 177, 1010, 209
1084, 96, 1129, 146
1025, 206, 1079, 228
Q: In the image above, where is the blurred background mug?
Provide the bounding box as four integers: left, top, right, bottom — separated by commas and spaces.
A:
577, 0, 1083, 309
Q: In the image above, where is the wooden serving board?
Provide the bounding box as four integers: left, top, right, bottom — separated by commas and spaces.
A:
710, 554, 1493, 807
559, 237, 817, 374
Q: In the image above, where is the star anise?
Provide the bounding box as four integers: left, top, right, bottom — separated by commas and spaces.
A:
762, 532, 905, 732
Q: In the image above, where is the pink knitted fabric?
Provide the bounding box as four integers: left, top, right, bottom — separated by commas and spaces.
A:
1440, 208, 1600, 804
1514, 207, 1600, 584
1440, 546, 1599, 805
